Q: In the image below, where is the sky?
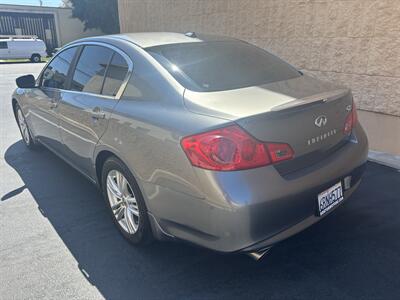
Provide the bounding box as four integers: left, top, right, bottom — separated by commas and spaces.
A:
0, 0, 62, 7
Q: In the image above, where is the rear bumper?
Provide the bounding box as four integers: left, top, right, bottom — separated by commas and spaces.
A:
241, 165, 364, 252
149, 124, 368, 253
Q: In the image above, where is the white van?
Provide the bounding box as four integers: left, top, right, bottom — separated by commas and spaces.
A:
0, 36, 47, 62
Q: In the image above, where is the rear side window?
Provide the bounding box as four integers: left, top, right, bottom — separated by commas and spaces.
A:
146, 41, 300, 92
71, 45, 113, 94
0, 42, 7, 49
42, 47, 77, 89
102, 53, 129, 97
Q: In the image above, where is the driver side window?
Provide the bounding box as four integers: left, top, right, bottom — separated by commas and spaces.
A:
42, 47, 77, 89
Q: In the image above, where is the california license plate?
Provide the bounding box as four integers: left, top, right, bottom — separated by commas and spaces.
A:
317, 182, 344, 216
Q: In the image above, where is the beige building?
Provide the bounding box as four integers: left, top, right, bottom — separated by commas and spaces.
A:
118, 0, 400, 158
0, 4, 103, 52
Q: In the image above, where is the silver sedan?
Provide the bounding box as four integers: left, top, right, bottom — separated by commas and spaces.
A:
12, 32, 368, 259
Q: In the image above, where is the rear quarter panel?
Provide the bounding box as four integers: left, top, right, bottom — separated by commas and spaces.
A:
93, 38, 232, 220
98, 98, 231, 222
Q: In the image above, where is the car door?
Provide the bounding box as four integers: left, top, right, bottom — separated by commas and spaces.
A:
57, 43, 131, 176
7, 41, 25, 59
27, 46, 78, 152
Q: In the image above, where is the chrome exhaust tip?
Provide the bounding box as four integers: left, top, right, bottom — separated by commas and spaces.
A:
246, 247, 272, 261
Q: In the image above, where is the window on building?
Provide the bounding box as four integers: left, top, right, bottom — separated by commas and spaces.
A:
0, 42, 8, 49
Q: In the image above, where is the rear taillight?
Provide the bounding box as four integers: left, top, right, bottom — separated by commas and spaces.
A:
344, 100, 358, 135
180, 125, 294, 171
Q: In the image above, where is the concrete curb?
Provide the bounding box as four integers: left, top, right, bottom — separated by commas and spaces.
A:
368, 150, 400, 170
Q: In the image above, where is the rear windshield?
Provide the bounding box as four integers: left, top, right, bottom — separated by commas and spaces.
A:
146, 41, 300, 92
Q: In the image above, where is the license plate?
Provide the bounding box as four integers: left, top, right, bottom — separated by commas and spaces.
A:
317, 182, 344, 216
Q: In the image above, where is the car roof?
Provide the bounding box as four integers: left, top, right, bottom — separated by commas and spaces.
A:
5, 39, 42, 41
105, 32, 236, 48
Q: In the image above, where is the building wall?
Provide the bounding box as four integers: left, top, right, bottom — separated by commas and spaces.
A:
118, 0, 400, 155
54, 6, 103, 46
0, 4, 103, 47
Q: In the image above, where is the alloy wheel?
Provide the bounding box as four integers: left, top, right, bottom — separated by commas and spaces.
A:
17, 108, 30, 145
106, 170, 140, 234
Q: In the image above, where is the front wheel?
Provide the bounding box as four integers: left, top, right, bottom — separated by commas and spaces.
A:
101, 156, 153, 245
15, 104, 39, 150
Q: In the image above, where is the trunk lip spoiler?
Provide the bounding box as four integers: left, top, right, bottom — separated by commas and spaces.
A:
270, 88, 350, 112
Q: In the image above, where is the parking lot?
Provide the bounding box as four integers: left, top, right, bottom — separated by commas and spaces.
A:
1, 62, 400, 300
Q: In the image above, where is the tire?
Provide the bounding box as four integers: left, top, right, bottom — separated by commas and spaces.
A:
30, 54, 41, 63
15, 103, 40, 150
101, 156, 153, 245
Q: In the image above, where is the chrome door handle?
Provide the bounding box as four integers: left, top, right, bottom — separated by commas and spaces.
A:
91, 111, 106, 119
50, 101, 58, 109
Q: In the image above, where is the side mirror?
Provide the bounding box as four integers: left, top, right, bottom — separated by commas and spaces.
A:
16, 75, 36, 88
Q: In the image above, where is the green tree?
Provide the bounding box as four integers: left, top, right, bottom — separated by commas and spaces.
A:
68, 0, 120, 34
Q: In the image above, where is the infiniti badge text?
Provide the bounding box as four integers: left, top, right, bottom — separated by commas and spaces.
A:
307, 129, 338, 146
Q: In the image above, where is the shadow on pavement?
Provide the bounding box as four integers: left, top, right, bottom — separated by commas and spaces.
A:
4, 140, 400, 299
1, 185, 26, 201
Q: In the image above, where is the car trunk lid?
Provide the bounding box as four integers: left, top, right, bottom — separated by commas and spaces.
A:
184, 75, 353, 159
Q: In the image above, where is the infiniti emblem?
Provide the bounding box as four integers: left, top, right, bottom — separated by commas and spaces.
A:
314, 115, 328, 127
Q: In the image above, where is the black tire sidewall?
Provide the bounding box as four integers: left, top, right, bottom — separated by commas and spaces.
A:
101, 156, 152, 244
31, 54, 40, 63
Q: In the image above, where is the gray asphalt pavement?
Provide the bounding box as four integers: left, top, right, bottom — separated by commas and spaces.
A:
1, 62, 400, 300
